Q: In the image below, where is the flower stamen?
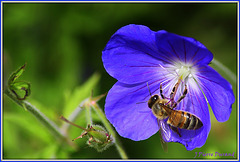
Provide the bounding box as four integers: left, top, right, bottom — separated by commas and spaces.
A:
177, 65, 191, 81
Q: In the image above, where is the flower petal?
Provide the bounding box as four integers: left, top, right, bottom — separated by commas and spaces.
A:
196, 65, 235, 122
105, 81, 160, 141
155, 31, 213, 66
102, 24, 234, 151
102, 24, 166, 84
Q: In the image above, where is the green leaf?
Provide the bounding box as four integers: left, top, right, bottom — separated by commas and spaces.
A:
62, 73, 100, 118
8, 64, 26, 85
8, 63, 31, 100
4, 113, 52, 144
9, 81, 31, 100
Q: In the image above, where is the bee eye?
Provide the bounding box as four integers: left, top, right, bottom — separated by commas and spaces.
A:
148, 95, 159, 109
152, 95, 159, 102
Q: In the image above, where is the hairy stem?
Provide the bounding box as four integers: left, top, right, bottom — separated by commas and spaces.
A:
61, 104, 83, 133
85, 105, 92, 125
4, 89, 66, 140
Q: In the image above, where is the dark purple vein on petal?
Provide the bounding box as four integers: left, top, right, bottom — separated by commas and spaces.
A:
125, 77, 169, 102
188, 87, 196, 116
125, 45, 174, 65
197, 78, 225, 107
167, 40, 181, 61
189, 47, 200, 66
192, 85, 207, 117
149, 53, 174, 65
183, 40, 187, 64
157, 45, 179, 64
128, 65, 161, 68
191, 50, 212, 66
195, 74, 220, 86
145, 79, 172, 100
136, 59, 163, 66
125, 70, 157, 77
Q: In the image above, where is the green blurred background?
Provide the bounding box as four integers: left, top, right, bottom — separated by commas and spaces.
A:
3, 3, 238, 159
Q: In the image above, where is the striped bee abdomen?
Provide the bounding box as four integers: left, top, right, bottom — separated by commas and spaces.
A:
167, 110, 203, 130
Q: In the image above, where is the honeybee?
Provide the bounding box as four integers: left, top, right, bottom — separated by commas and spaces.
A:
148, 79, 203, 151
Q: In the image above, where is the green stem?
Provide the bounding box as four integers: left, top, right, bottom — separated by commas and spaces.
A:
85, 105, 92, 125
91, 103, 128, 159
4, 89, 66, 140
211, 58, 236, 84
61, 104, 83, 133
61, 98, 92, 132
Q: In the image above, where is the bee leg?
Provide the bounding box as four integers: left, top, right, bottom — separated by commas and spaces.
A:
176, 128, 181, 137
170, 126, 182, 137
160, 83, 166, 99
170, 79, 181, 104
172, 84, 188, 108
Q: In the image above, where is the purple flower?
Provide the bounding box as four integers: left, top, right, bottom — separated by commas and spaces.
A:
102, 24, 235, 150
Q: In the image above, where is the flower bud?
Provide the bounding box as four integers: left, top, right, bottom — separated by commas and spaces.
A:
86, 124, 113, 152
8, 63, 31, 100
60, 116, 113, 152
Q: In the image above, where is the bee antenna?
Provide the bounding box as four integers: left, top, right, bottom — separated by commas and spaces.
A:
147, 82, 152, 96
136, 101, 147, 104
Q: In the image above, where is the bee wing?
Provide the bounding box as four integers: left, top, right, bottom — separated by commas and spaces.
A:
158, 119, 171, 152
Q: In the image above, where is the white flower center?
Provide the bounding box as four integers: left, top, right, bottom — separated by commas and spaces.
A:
172, 63, 200, 93
176, 65, 192, 81
158, 62, 199, 93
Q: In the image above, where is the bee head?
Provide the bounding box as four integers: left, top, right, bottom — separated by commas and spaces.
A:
148, 95, 159, 109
